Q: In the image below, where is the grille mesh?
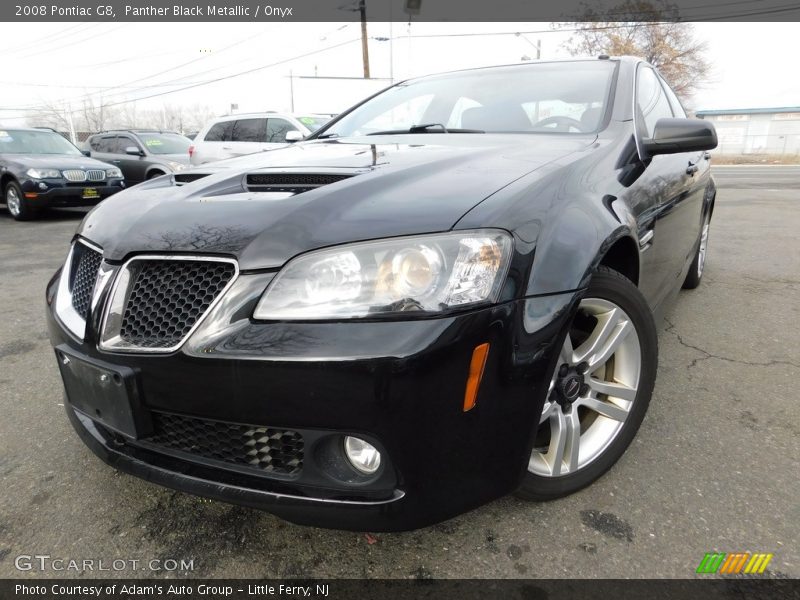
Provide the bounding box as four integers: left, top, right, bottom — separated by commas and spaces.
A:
146, 412, 304, 476
62, 169, 86, 182
174, 173, 209, 185
246, 173, 351, 194
119, 260, 235, 348
70, 244, 103, 319
86, 169, 106, 181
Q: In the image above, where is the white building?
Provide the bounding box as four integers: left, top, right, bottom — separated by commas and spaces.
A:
695, 107, 800, 156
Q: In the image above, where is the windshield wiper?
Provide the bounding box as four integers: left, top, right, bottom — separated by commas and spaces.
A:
316, 132, 339, 139
366, 123, 485, 136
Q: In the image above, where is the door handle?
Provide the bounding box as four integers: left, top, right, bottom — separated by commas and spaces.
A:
686, 162, 699, 175
222, 146, 232, 150
703, 152, 711, 160
112, 160, 121, 163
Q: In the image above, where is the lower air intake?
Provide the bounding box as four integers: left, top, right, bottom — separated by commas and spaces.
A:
144, 412, 304, 476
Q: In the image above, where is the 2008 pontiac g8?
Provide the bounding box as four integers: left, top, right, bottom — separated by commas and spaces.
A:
46, 57, 718, 531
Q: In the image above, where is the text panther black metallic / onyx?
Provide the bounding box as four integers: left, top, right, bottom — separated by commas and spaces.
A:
46, 57, 717, 531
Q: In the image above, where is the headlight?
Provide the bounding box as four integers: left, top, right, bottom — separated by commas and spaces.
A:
105, 168, 123, 178
166, 161, 186, 172
253, 230, 513, 320
26, 168, 60, 179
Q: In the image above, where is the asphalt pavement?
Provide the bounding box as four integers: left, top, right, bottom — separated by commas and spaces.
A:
0, 165, 797, 579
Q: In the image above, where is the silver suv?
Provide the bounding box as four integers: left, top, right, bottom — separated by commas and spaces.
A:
189, 112, 330, 165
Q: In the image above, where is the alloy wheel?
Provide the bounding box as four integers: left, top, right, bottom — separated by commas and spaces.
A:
528, 298, 642, 477
697, 215, 710, 278
6, 186, 21, 217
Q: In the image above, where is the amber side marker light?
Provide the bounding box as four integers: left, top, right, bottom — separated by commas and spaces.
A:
463, 342, 490, 412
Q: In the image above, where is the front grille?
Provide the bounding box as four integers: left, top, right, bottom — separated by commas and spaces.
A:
246, 172, 352, 194
119, 259, 236, 348
62, 169, 105, 182
145, 412, 304, 476
62, 169, 86, 182
69, 243, 103, 319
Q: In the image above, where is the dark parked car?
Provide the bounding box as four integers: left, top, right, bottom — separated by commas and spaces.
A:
0, 128, 124, 221
86, 130, 192, 185
46, 57, 717, 531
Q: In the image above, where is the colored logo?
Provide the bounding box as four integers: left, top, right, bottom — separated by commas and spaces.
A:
696, 552, 774, 575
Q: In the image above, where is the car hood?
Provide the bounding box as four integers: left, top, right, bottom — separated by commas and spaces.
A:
79, 135, 595, 269
3, 153, 116, 169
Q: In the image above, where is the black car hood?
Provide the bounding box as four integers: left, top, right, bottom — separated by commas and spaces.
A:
2, 153, 115, 169
79, 135, 595, 269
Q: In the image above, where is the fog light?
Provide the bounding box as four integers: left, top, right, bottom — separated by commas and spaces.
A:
343, 436, 381, 474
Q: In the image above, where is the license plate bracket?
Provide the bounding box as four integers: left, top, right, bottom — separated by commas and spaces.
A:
55, 345, 151, 439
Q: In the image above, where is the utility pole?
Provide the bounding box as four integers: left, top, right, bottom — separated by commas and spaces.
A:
359, 0, 370, 78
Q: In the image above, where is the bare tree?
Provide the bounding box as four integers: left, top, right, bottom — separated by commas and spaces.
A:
560, 0, 710, 100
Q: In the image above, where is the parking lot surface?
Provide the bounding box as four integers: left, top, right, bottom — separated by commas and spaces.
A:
0, 166, 797, 578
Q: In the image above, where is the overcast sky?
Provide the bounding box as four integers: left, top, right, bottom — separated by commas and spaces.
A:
0, 21, 797, 126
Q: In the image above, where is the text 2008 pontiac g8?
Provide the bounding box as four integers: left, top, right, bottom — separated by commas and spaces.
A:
46, 57, 717, 531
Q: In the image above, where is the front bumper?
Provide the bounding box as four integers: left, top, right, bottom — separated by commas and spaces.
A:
21, 178, 124, 208
46, 267, 578, 531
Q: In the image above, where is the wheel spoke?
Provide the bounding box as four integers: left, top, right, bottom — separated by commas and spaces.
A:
575, 309, 632, 370
539, 400, 556, 424
563, 410, 581, 473
580, 396, 630, 422
559, 333, 575, 365
546, 411, 566, 476
587, 377, 637, 402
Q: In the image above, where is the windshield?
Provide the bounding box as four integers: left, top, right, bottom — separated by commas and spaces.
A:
296, 116, 329, 132
319, 61, 617, 137
137, 133, 192, 154
0, 130, 82, 154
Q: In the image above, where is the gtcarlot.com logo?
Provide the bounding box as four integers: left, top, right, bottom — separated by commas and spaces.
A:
15, 554, 195, 572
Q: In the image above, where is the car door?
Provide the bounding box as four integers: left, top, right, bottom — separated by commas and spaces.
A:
634, 65, 702, 305
224, 118, 267, 159
266, 117, 300, 148
114, 135, 148, 185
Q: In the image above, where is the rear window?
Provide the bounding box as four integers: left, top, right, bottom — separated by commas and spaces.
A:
204, 121, 233, 142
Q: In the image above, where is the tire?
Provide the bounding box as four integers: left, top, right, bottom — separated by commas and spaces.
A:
4, 181, 38, 221
682, 212, 710, 289
516, 266, 658, 501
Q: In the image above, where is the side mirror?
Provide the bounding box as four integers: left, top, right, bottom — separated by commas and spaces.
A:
125, 146, 144, 156
284, 130, 304, 143
643, 118, 717, 156
81, 149, 91, 157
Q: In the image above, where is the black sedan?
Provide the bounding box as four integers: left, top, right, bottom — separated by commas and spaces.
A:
46, 57, 717, 531
1, 128, 125, 221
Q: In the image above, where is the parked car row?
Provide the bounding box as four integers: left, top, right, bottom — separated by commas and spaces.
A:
1, 112, 331, 221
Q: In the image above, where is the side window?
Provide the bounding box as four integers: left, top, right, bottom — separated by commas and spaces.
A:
231, 118, 266, 143
115, 136, 138, 154
636, 67, 674, 137
660, 77, 687, 118
204, 121, 233, 142
266, 118, 298, 143
93, 136, 115, 152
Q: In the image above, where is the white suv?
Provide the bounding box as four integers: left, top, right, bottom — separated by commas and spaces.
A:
189, 112, 330, 165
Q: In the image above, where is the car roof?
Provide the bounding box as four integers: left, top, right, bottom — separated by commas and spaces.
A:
90, 130, 182, 136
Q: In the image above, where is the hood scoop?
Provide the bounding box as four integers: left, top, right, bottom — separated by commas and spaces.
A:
246, 172, 354, 195
174, 172, 210, 185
